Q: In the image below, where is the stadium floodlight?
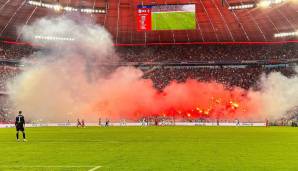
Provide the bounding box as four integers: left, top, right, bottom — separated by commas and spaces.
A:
274, 31, 298, 38
53, 4, 62, 11
228, 4, 255, 10
80, 8, 106, 14
28, 0, 42, 6
258, 0, 285, 8
228, 0, 287, 10
258, 1, 271, 8
34, 35, 75, 41
27, 0, 106, 14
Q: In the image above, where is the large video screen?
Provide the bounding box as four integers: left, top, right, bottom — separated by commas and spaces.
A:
137, 4, 196, 31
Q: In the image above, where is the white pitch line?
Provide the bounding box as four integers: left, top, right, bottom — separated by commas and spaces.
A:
0, 165, 99, 168
88, 166, 102, 171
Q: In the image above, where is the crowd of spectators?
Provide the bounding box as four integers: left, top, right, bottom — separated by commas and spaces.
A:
0, 65, 19, 122
0, 94, 11, 123
143, 66, 296, 90
117, 44, 298, 62
0, 42, 297, 121
1, 65, 294, 121
0, 42, 296, 62
0, 42, 34, 60
0, 66, 20, 91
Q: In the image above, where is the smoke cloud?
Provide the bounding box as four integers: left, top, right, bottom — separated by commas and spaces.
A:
257, 72, 298, 120
7, 16, 298, 122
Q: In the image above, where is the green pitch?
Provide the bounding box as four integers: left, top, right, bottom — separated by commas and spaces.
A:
1, 126, 298, 171
152, 12, 196, 30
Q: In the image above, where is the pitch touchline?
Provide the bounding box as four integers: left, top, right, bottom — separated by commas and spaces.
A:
0, 166, 95, 167
88, 166, 102, 171
0, 165, 102, 170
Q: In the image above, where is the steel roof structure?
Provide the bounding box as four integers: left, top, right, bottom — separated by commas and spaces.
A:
0, 0, 297, 44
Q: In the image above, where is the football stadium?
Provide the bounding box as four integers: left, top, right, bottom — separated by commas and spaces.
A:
0, 0, 298, 170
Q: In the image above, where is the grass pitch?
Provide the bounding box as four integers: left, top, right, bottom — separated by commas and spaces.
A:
152, 12, 196, 30
0, 126, 298, 171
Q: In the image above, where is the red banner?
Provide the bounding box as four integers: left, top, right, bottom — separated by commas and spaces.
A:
137, 8, 152, 31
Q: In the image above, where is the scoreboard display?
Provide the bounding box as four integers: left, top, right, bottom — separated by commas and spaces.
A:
137, 4, 196, 31
137, 7, 152, 31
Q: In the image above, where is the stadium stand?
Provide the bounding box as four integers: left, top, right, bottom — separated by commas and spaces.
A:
117, 44, 298, 62
1, 42, 297, 62
0, 42, 296, 91
0, 64, 295, 122
144, 66, 296, 90
0, 94, 11, 123
0, 66, 20, 91
0, 43, 34, 60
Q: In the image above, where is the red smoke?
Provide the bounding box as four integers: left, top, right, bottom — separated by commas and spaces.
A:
85, 67, 261, 121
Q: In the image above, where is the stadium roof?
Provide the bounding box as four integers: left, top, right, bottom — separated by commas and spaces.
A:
0, 0, 297, 45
